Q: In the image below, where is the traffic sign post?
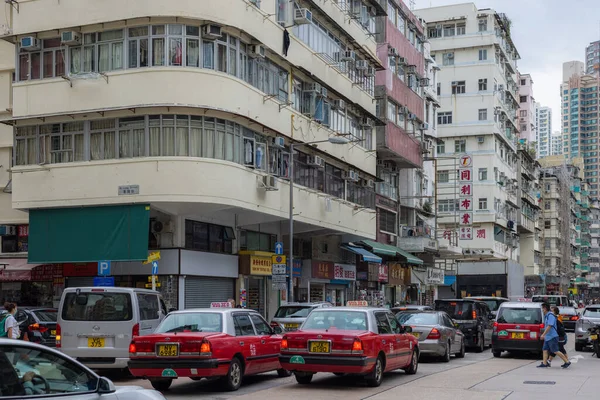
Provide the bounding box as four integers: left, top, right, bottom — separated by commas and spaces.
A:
97, 261, 111, 277
274, 242, 283, 255
151, 261, 159, 291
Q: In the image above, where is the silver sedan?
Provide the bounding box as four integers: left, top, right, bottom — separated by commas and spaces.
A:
396, 311, 465, 362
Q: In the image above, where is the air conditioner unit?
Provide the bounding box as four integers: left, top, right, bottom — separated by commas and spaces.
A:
341, 50, 356, 62
397, 56, 407, 65
308, 155, 325, 168
355, 60, 368, 70
202, 24, 223, 40
60, 31, 81, 45
332, 99, 346, 110
20, 36, 40, 51
363, 179, 375, 188
451, 81, 458, 87
304, 82, 322, 93
360, 117, 372, 127
447, 53, 454, 58
408, 113, 417, 120
272, 137, 285, 148
249, 44, 266, 58
477, 136, 485, 143
151, 220, 164, 234
294, 8, 313, 25
406, 65, 417, 74
349, 170, 359, 181
419, 77, 430, 87
420, 122, 429, 130
398, 105, 408, 114
365, 66, 376, 77
388, 47, 398, 57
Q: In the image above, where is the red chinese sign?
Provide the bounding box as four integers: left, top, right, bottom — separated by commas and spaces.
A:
476, 228, 486, 239
460, 227, 473, 240
312, 261, 334, 279
460, 198, 472, 211
378, 264, 388, 282
460, 212, 472, 225
459, 168, 472, 181
460, 184, 472, 196
18, 225, 29, 237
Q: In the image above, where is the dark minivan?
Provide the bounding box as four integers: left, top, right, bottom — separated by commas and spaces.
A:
434, 299, 494, 353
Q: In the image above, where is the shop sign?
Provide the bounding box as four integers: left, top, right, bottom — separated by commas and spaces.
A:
378, 264, 388, 282
426, 268, 445, 285
357, 271, 368, 281
250, 256, 272, 276
31, 265, 54, 281
333, 264, 356, 281
18, 225, 29, 237
311, 261, 333, 279
286, 259, 302, 278
388, 264, 407, 286
63, 263, 97, 277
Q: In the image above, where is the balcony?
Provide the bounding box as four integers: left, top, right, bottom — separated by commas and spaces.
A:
397, 225, 438, 253
518, 213, 535, 233
376, 123, 423, 168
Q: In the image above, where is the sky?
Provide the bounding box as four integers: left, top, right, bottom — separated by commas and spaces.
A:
411, 0, 600, 132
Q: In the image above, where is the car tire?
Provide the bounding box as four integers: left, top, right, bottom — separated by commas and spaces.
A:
365, 355, 384, 387
492, 350, 501, 358
150, 379, 172, 391
277, 369, 292, 378
294, 372, 313, 384
575, 342, 584, 352
404, 349, 419, 375
455, 338, 465, 359
221, 357, 243, 391
475, 333, 484, 353
442, 341, 451, 363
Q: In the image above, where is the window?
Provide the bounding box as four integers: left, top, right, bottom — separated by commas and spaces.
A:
478, 198, 488, 210
545, 220, 551, 229
438, 112, 452, 124
375, 312, 392, 334
544, 201, 551, 210
478, 18, 487, 32
185, 219, 234, 254
478, 49, 487, 61
520, 79, 526, 85
379, 208, 397, 234
544, 239, 551, 248
443, 24, 455, 37
454, 139, 466, 153
437, 82, 441, 95
18, 38, 65, 81
233, 314, 256, 336
520, 110, 528, 117
478, 109, 488, 121
61, 292, 132, 321
478, 168, 488, 180
137, 294, 159, 321
443, 52, 454, 66
438, 170, 449, 183
437, 141, 445, 154
387, 312, 401, 333
478, 78, 487, 91
438, 199, 458, 212
240, 230, 276, 252
520, 97, 527, 104
452, 81, 465, 94
456, 24, 466, 35
249, 314, 272, 335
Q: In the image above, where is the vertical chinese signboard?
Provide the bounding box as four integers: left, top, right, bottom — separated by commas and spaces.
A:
459, 155, 473, 240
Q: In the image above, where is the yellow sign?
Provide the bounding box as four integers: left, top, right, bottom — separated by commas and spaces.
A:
147, 276, 159, 283
250, 256, 272, 276
272, 255, 287, 265
145, 283, 161, 288
142, 251, 161, 265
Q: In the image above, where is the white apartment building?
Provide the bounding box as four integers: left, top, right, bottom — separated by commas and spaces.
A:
1, 0, 388, 316
536, 104, 553, 158
415, 4, 522, 262
551, 131, 562, 156
518, 73, 536, 145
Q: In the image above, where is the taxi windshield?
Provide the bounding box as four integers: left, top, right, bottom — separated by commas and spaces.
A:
156, 313, 223, 333
274, 306, 314, 318
302, 310, 367, 331
397, 312, 439, 325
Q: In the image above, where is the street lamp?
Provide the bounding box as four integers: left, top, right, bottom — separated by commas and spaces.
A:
288, 136, 350, 302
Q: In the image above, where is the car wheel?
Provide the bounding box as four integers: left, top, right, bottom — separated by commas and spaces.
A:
294, 372, 314, 384
150, 379, 172, 391
575, 342, 584, 352
277, 369, 292, 378
442, 341, 451, 363
365, 355, 384, 387
221, 357, 243, 391
404, 349, 419, 375
492, 350, 501, 358
475, 333, 484, 353
455, 338, 465, 359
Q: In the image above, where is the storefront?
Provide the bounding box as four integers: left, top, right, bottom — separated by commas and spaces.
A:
438, 274, 456, 300
387, 263, 411, 305
0, 260, 55, 306
308, 261, 334, 303
238, 251, 274, 317
425, 267, 445, 304
328, 263, 356, 306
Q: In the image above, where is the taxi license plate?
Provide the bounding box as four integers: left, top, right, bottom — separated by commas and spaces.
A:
50, 330, 56, 336
411, 332, 420, 339
591, 334, 598, 340
309, 341, 330, 353
284, 323, 299, 329
87, 338, 105, 348
157, 344, 179, 357
511, 332, 524, 339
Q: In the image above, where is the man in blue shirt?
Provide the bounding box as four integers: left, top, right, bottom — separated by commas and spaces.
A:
538, 302, 571, 368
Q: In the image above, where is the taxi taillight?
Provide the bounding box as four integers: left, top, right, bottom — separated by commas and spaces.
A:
129, 342, 137, 355
200, 341, 211, 354
570, 315, 580, 321
427, 328, 441, 340
493, 322, 498, 332
55, 324, 61, 348
281, 338, 289, 350
352, 338, 363, 353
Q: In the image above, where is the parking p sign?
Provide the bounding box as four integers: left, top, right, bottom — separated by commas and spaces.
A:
98, 260, 111, 276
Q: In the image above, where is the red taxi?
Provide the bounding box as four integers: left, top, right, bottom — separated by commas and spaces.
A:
491, 301, 544, 357
127, 306, 290, 391
279, 303, 419, 387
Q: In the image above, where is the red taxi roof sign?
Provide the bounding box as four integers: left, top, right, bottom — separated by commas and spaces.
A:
210, 301, 233, 308
346, 300, 369, 307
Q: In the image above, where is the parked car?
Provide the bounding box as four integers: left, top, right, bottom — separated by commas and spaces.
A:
557, 306, 579, 331
128, 308, 289, 391
1, 307, 57, 347
531, 295, 569, 307
575, 305, 600, 351
57, 287, 168, 371
279, 306, 419, 387
396, 310, 465, 361
390, 305, 433, 314
270, 302, 333, 332
434, 299, 493, 352
491, 301, 544, 357
464, 296, 509, 317
0, 338, 165, 399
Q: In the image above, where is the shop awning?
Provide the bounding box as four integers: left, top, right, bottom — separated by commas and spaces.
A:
359, 240, 424, 265
0, 259, 42, 281
340, 244, 382, 263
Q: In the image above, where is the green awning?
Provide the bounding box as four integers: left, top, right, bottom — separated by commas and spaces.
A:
29, 204, 150, 263
360, 240, 423, 265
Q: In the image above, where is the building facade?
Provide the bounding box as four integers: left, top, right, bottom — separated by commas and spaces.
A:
2, 0, 394, 317
586, 40, 600, 76
551, 131, 562, 156
535, 104, 552, 158
518, 73, 536, 145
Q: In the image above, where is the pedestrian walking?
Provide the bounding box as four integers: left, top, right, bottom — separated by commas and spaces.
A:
538, 302, 570, 368
548, 306, 568, 365
1, 302, 20, 339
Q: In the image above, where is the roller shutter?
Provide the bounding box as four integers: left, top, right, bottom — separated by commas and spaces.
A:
184, 277, 234, 309
65, 277, 96, 288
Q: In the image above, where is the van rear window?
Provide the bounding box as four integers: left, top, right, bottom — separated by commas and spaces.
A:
497, 308, 542, 324
62, 292, 133, 321
435, 302, 473, 320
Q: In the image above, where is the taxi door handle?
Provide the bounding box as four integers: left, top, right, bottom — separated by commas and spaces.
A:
381, 339, 386, 344
239, 341, 245, 346
261, 340, 266, 344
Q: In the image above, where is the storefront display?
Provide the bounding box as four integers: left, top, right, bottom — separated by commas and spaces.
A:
239, 251, 274, 317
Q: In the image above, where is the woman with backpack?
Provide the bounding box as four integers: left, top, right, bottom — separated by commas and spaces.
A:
1, 302, 20, 339
548, 306, 568, 365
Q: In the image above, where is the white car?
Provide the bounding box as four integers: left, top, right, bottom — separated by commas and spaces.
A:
0, 338, 165, 399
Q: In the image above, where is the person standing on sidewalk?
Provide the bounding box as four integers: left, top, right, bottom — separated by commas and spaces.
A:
538, 302, 570, 368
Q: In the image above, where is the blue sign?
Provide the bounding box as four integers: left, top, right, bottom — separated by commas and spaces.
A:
274, 242, 284, 255
93, 276, 114, 287
286, 259, 302, 278
98, 261, 111, 276
152, 261, 159, 275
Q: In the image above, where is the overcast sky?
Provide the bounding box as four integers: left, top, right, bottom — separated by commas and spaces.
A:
411, 0, 600, 132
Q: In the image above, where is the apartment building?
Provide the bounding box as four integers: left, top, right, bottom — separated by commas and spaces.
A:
1, 0, 393, 316
586, 40, 600, 75
535, 104, 552, 158
517, 146, 541, 277
415, 4, 521, 264
551, 131, 562, 156
518, 73, 536, 144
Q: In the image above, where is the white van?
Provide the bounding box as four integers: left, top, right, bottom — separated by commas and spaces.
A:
57, 287, 168, 370
531, 295, 569, 307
